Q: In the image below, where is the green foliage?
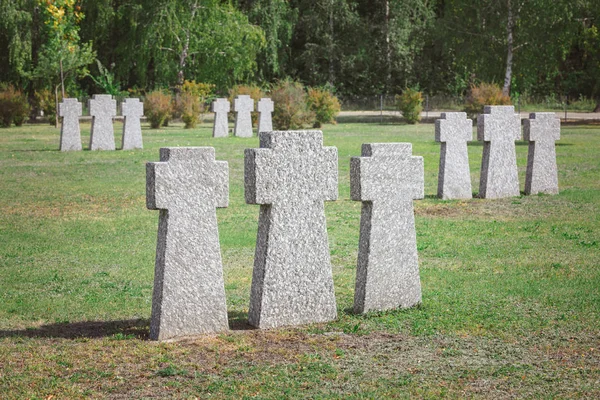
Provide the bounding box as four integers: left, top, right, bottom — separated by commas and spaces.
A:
464, 82, 511, 118
34, 89, 62, 126
87, 59, 126, 97
175, 92, 201, 129
307, 87, 341, 128
270, 79, 315, 130
144, 90, 172, 129
396, 88, 423, 124
0, 85, 30, 127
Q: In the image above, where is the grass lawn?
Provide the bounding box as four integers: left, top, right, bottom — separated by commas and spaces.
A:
0, 118, 598, 398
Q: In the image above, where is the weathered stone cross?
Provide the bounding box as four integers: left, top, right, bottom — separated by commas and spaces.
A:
59, 98, 82, 152
146, 147, 229, 341
523, 112, 560, 195
257, 98, 274, 133
212, 98, 230, 138
350, 143, 424, 314
477, 105, 521, 198
435, 112, 473, 199
245, 130, 338, 329
121, 98, 144, 150
234, 95, 254, 137
89, 94, 117, 151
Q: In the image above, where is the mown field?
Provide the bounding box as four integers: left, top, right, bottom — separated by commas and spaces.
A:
0, 118, 598, 398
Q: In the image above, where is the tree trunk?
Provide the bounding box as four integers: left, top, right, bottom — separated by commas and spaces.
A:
502, 0, 514, 97
177, 1, 199, 88
384, 0, 391, 93
594, 101, 600, 113
328, 0, 335, 86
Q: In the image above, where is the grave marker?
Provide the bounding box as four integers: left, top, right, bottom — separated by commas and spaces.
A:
212, 98, 230, 138
59, 98, 82, 151
477, 105, 521, 198
523, 112, 560, 195
245, 131, 338, 328
234, 95, 254, 137
435, 112, 473, 199
121, 98, 144, 150
89, 94, 117, 151
147, 147, 229, 341
257, 98, 274, 133
350, 143, 424, 313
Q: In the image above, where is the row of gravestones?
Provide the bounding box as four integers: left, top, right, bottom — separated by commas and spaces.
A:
436, 106, 560, 198
212, 95, 274, 138
145, 106, 561, 341
59, 95, 144, 151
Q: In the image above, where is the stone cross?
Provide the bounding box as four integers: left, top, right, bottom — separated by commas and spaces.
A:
146, 147, 229, 341
523, 112, 560, 195
477, 105, 521, 198
350, 143, 424, 314
212, 98, 230, 138
245, 130, 338, 329
257, 98, 274, 133
435, 112, 473, 199
234, 95, 254, 137
59, 98, 82, 151
121, 98, 144, 150
89, 94, 117, 151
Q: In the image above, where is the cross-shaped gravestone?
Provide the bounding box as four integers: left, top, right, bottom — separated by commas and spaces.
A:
523, 112, 560, 195
477, 105, 521, 198
234, 95, 254, 137
212, 98, 230, 138
350, 143, 424, 314
146, 147, 229, 341
121, 98, 144, 150
257, 98, 274, 133
59, 98, 82, 151
245, 130, 338, 329
435, 112, 473, 199
89, 94, 117, 151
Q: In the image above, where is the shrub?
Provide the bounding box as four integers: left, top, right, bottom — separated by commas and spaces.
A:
35, 89, 61, 125
229, 84, 265, 125
396, 88, 423, 124
270, 79, 315, 130
464, 82, 511, 118
0, 85, 30, 127
145, 91, 173, 129
307, 88, 341, 128
175, 93, 201, 129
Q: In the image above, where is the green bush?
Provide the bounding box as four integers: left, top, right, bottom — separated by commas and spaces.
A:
307, 88, 341, 128
0, 85, 30, 127
229, 84, 265, 125
175, 93, 201, 129
35, 89, 60, 125
464, 82, 511, 118
270, 79, 315, 130
144, 91, 173, 129
396, 88, 423, 124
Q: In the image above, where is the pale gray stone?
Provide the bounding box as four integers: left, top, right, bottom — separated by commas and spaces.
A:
477, 105, 521, 198
523, 112, 560, 195
257, 98, 274, 133
212, 98, 230, 138
350, 143, 423, 314
234, 95, 254, 137
435, 112, 473, 199
245, 130, 338, 329
89, 94, 117, 151
146, 147, 229, 341
121, 98, 144, 150
59, 98, 82, 151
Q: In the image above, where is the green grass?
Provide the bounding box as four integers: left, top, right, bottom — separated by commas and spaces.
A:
0, 120, 598, 398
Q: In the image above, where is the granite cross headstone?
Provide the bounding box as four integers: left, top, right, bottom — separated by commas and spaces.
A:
212, 98, 230, 138
59, 98, 82, 151
435, 112, 473, 199
477, 105, 521, 198
121, 98, 144, 150
523, 112, 560, 195
234, 95, 254, 137
257, 98, 274, 133
350, 143, 424, 313
147, 147, 229, 341
89, 94, 117, 151
245, 130, 338, 329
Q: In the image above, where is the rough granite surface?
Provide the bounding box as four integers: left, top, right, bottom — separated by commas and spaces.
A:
212, 98, 230, 138
89, 94, 117, 151
245, 131, 338, 329
146, 147, 229, 341
59, 98, 82, 151
523, 112, 560, 195
477, 105, 521, 198
234, 95, 254, 137
350, 143, 424, 314
435, 112, 473, 199
121, 98, 144, 150
257, 98, 274, 133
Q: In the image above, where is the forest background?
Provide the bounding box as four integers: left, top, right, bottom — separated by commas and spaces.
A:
1, 0, 599, 113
